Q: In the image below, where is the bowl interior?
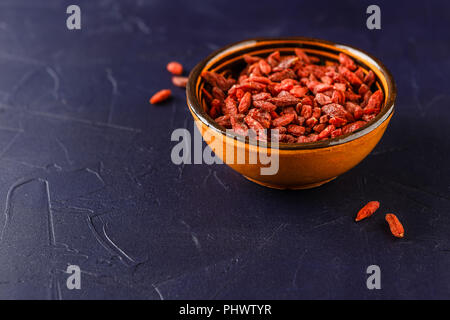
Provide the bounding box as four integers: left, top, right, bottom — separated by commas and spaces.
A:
187, 38, 396, 150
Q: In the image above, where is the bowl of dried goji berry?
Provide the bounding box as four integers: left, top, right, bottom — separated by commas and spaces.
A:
186, 37, 396, 189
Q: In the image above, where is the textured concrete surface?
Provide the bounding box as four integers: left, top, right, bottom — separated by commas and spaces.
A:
0, 0, 449, 299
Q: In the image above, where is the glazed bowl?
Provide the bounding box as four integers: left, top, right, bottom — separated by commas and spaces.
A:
186, 37, 396, 189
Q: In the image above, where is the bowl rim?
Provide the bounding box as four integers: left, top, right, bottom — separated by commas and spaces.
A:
186, 37, 396, 150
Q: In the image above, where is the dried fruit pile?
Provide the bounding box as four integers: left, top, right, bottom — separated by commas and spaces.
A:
201, 49, 384, 143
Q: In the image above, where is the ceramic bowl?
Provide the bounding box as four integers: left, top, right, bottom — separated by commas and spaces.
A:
186, 37, 396, 189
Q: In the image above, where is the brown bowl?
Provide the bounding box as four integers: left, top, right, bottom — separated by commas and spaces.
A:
186, 37, 396, 189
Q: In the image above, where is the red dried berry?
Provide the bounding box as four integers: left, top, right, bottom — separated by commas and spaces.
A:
150, 89, 171, 104
252, 92, 272, 101
259, 59, 272, 74
243, 54, 260, 64
342, 121, 367, 134
339, 66, 363, 87
301, 105, 313, 118
244, 115, 265, 133
318, 124, 335, 139
238, 92, 252, 113
330, 128, 343, 138
364, 70, 376, 87
167, 61, 183, 75
215, 115, 231, 128
172, 76, 188, 88
338, 53, 357, 71
306, 117, 318, 127
272, 113, 295, 127
290, 86, 309, 98
287, 124, 306, 136
366, 90, 384, 110
355, 201, 380, 222
224, 96, 238, 116
253, 100, 277, 112
385, 214, 405, 238
315, 93, 332, 105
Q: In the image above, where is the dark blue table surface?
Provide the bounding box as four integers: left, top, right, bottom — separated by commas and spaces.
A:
0, 0, 449, 299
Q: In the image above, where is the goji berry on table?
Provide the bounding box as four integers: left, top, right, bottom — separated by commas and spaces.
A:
385, 214, 405, 238
355, 201, 380, 221
150, 89, 171, 104
172, 76, 188, 88
167, 61, 183, 75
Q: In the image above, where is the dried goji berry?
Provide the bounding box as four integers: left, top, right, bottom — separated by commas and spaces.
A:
269, 91, 300, 107
272, 113, 295, 127
339, 66, 363, 87
238, 92, 252, 113
243, 54, 260, 64
342, 121, 366, 134
253, 100, 277, 112
306, 117, 318, 127
230, 116, 248, 136
251, 109, 272, 128
290, 86, 309, 98
308, 107, 318, 119
321, 103, 348, 119
267, 51, 281, 67
273, 126, 287, 134
270, 110, 280, 119
364, 70, 375, 87
224, 96, 237, 116
319, 115, 329, 124
330, 128, 343, 138
172, 76, 188, 88
235, 88, 245, 100
355, 67, 365, 80
358, 83, 370, 96
245, 115, 265, 133
329, 117, 347, 127
315, 93, 332, 105
215, 115, 231, 128
167, 61, 183, 75
318, 124, 335, 139
313, 123, 326, 133
201, 71, 233, 91
362, 114, 376, 122
301, 105, 313, 118
287, 124, 306, 136
295, 48, 310, 63
150, 89, 171, 104
249, 75, 272, 85
366, 90, 384, 110
331, 90, 345, 105
268, 69, 296, 82
385, 214, 405, 238
338, 53, 357, 71
355, 201, 380, 221
306, 134, 319, 142
252, 92, 272, 101
259, 59, 272, 74
209, 101, 220, 118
